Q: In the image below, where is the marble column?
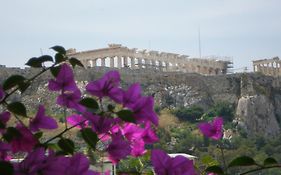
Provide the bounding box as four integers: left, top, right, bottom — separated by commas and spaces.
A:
92, 59, 97, 67
165, 62, 170, 71
101, 58, 106, 67
144, 59, 150, 68
123, 56, 128, 67
110, 57, 114, 68
131, 57, 136, 69
151, 60, 156, 69
138, 58, 142, 69
117, 56, 122, 68
159, 61, 163, 71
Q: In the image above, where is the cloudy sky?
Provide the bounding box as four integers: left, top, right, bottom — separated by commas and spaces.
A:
0, 0, 280, 71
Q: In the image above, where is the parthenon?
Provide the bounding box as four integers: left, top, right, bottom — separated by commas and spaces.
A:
67, 44, 233, 75
253, 57, 281, 77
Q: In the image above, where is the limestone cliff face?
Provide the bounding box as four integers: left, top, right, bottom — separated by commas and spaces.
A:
1, 66, 281, 137
236, 95, 280, 137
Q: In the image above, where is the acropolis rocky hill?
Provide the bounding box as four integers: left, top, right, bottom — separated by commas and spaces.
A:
0, 44, 281, 137
0, 63, 281, 138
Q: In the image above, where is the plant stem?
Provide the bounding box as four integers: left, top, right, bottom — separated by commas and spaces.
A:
44, 119, 87, 144
240, 164, 281, 175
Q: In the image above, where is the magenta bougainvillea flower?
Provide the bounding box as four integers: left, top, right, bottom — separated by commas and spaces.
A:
0, 141, 11, 161
151, 149, 196, 175
86, 71, 123, 103
131, 96, 158, 126
122, 83, 142, 108
106, 132, 131, 164
14, 148, 68, 175
198, 117, 223, 140
67, 114, 88, 129
141, 122, 159, 144
29, 105, 58, 132
65, 153, 96, 175
86, 113, 115, 134
11, 124, 37, 153
0, 111, 11, 133
130, 139, 146, 157
48, 63, 78, 92
57, 89, 84, 111
0, 85, 5, 101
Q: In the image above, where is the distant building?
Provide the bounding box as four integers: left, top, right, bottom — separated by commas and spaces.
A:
253, 57, 281, 76
67, 44, 233, 75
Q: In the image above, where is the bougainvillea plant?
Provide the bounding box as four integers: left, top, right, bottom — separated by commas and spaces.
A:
0, 46, 280, 175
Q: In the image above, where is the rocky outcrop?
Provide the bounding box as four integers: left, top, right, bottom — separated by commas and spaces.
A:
0, 66, 281, 137
236, 95, 280, 137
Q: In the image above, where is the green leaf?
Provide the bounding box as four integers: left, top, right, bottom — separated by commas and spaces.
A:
228, 156, 257, 167
201, 155, 219, 166
34, 132, 43, 139
69, 57, 84, 68
3, 75, 26, 90
55, 53, 67, 63
3, 127, 21, 142
25, 57, 43, 68
51, 45, 66, 55
116, 110, 135, 123
205, 165, 224, 175
7, 102, 27, 117
58, 138, 75, 154
79, 97, 99, 110
107, 104, 115, 112
50, 65, 61, 77
18, 82, 31, 94
0, 161, 14, 175
81, 128, 98, 149
264, 157, 278, 166
25, 55, 53, 68
0, 121, 5, 129
38, 55, 53, 62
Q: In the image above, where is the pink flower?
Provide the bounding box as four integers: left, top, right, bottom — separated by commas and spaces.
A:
198, 117, 223, 140
106, 132, 131, 164
14, 148, 68, 175
57, 89, 84, 111
151, 149, 196, 175
86, 71, 123, 103
131, 96, 158, 126
65, 153, 95, 175
67, 114, 88, 129
11, 124, 37, 153
29, 105, 58, 132
141, 122, 158, 144
0, 141, 11, 161
48, 63, 77, 92
86, 113, 115, 135
122, 83, 142, 108
130, 139, 146, 157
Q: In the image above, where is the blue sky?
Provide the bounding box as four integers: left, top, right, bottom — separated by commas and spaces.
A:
0, 0, 281, 71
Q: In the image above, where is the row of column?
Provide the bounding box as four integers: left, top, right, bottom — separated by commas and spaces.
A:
253, 62, 281, 76
81, 56, 225, 75
82, 56, 178, 71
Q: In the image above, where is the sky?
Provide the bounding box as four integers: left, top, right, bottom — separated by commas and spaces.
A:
0, 0, 281, 71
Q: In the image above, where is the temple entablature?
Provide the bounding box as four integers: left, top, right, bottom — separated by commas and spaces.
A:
67, 44, 232, 75
253, 57, 281, 77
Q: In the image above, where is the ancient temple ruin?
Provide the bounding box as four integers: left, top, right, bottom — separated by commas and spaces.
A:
67, 44, 233, 75
253, 57, 281, 77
